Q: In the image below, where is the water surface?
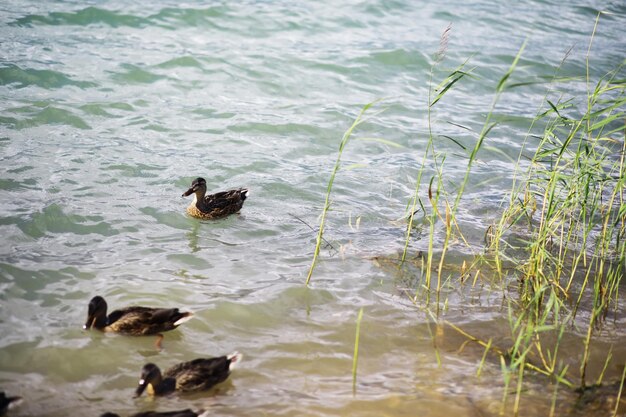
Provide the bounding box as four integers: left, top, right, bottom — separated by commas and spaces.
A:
1, 1, 625, 416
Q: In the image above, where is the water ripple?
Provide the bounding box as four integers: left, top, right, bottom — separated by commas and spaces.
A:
0, 64, 96, 89
108, 64, 167, 85
10, 7, 150, 28
16, 204, 118, 239
150, 6, 229, 29
1, 105, 91, 130
1, 1, 624, 416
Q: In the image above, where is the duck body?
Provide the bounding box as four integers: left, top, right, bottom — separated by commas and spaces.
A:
135, 352, 242, 397
101, 410, 208, 417
182, 177, 248, 220
83, 296, 193, 336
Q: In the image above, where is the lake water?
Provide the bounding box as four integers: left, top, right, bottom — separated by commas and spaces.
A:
1, 1, 625, 416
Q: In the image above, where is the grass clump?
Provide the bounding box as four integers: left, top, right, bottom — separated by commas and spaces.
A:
396, 14, 624, 415
306, 14, 624, 414
487, 15, 625, 398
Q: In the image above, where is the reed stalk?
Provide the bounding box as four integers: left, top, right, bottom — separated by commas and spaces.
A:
306, 103, 376, 285
352, 307, 364, 393
402, 23, 474, 307
395, 11, 623, 415
476, 23, 625, 417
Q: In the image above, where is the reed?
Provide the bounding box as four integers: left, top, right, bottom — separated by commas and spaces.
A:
488, 13, 625, 395
402, 23, 475, 308
403, 26, 525, 308
308, 15, 623, 411
352, 307, 364, 393
305, 102, 377, 285
455, 13, 626, 415
400, 12, 624, 413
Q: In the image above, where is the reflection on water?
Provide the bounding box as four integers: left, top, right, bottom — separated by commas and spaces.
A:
1, 0, 625, 416
187, 221, 201, 253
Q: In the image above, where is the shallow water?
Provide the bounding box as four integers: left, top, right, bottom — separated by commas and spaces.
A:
1, 1, 625, 416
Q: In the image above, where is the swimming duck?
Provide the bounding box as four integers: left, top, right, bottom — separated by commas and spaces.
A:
83, 296, 193, 349
0, 391, 22, 415
101, 409, 208, 417
134, 352, 242, 397
182, 177, 248, 219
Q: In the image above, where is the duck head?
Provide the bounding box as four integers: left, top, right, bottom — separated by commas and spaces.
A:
134, 363, 163, 397
83, 295, 108, 330
182, 177, 207, 197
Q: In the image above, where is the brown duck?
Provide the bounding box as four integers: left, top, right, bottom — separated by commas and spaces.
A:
182, 177, 248, 219
83, 296, 193, 349
134, 352, 242, 397
101, 409, 209, 417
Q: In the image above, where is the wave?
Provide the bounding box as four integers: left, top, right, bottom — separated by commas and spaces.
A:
0, 64, 96, 89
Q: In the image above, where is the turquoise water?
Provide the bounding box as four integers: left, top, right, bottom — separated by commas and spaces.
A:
1, 1, 625, 416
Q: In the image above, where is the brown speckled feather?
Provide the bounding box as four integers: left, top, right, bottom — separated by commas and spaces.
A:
84, 296, 193, 337
165, 357, 232, 391
106, 306, 191, 335
183, 178, 248, 220
187, 189, 248, 219
134, 353, 242, 397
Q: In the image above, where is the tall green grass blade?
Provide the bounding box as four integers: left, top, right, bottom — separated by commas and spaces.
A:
476, 338, 493, 378
354, 137, 403, 148
439, 135, 467, 150
589, 112, 624, 131
430, 70, 471, 107
352, 307, 364, 394
613, 364, 626, 417
453, 42, 527, 214
306, 102, 378, 285
497, 39, 527, 93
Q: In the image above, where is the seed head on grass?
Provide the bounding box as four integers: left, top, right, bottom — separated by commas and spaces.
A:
434, 23, 452, 64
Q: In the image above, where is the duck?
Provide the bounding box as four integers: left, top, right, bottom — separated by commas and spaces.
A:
134, 352, 242, 397
101, 409, 209, 417
83, 296, 193, 349
0, 391, 22, 415
182, 177, 248, 219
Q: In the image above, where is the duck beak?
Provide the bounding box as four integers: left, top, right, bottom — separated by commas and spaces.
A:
182, 185, 196, 197
134, 379, 148, 398
83, 316, 94, 330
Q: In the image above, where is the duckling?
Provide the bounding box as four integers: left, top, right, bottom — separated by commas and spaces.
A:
101, 409, 208, 417
83, 296, 193, 349
134, 352, 242, 397
0, 391, 22, 415
182, 177, 248, 219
